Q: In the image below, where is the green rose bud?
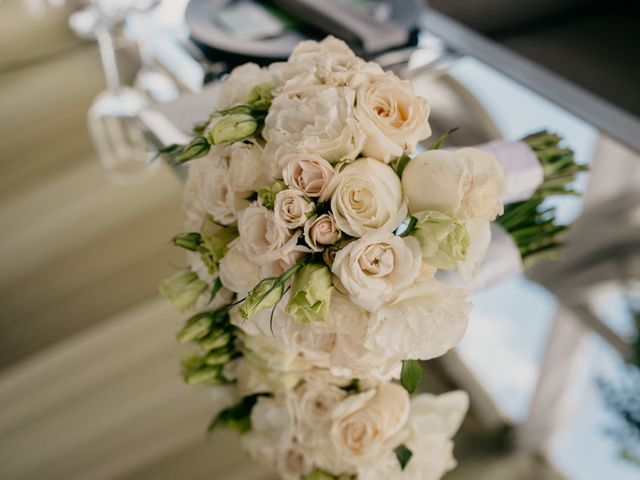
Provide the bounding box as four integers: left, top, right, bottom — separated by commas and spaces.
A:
258, 181, 287, 210
209, 113, 257, 144
204, 346, 234, 366
286, 263, 333, 324
247, 83, 273, 111
240, 277, 284, 320
200, 226, 239, 273
177, 136, 210, 163
412, 211, 469, 269
172, 232, 202, 251
159, 270, 207, 312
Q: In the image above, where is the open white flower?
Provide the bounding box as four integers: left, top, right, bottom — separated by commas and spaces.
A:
274, 189, 315, 229
238, 204, 303, 262
218, 239, 261, 296
183, 153, 250, 225
282, 152, 335, 197
332, 231, 421, 312
329, 383, 410, 468
365, 273, 471, 360
217, 62, 278, 109
263, 85, 365, 174
227, 140, 271, 192
293, 380, 347, 446
324, 158, 407, 237
402, 148, 506, 221
356, 74, 431, 162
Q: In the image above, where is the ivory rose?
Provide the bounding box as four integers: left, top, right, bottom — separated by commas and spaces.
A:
227, 140, 271, 192
402, 148, 506, 221
282, 153, 335, 197
332, 231, 421, 312
238, 204, 303, 262
355, 74, 431, 163
329, 383, 410, 468
218, 239, 261, 296
274, 189, 315, 229
323, 158, 407, 237
304, 214, 341, 252
365, 273, 471, 360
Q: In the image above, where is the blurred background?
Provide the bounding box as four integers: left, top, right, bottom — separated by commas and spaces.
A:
0, 0, 639, 479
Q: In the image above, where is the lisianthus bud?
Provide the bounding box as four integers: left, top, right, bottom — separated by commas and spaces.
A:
412, 211, 469, 269
177, 312, 214, 343
247, 83, 273, 110
205, 346, 234, 366
159, 270, 207, 312
181, 355, 224, 385
177, 136, 210, 163
198, 329, 232, 351
200, 226, 239, 273
172, 232, 202, 251
240, 277, 284, 320
286, 263, 333, 323
209, 113, 257, 144
258, 181, 287, 209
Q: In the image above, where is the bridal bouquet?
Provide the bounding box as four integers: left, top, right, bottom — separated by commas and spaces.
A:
159, 37, 579, 479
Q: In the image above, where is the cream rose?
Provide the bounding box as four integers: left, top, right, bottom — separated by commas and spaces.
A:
330, 383, 410, 467
332, 231, 421, 312
227, 140, 271, 192
365, 273, 471, 360
274, 189, 315, 229
276, 444, 313, 480
402, 148, 506, 221
355, 74, 431, 163
304, 214, 341, 252
263, 85, 365, 174
183, 153, 250, 225
238, 204, 303, 262
282, 153, 335, 197
323, 158, 407, 237
218, 239, 261, 296
293, 380, 347, 446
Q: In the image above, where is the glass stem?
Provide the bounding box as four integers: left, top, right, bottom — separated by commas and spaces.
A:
96, 25, 121, 92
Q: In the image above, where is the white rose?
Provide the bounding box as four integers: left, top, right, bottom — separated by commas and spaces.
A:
323, 158, 407, 237
293, 380, 347, 446
184, 152, 250, 225
263, 85, 365, 174
332, 231, 421, 312
329, 383, 410, 468
227, 140, 271, 192
238, 204, 303, 262
355, 74, 431, 163
276, 444, 313, 480
218, 239, 261, 296
282, 152, 335, 197
402, 148, 506, 221
304, 214, 341, 252
274, 189, 315, 229
217, 63, 277, 109
282, 36, 383, 89
365, 273, 471, 360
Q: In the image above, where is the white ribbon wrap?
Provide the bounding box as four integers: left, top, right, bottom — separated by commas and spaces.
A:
477, 140, 544, 204
438, 223, 523, 292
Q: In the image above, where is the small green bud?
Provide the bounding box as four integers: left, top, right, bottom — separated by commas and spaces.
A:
199, 226, 239, 273
286, 263, 333, 324
247, 83, 273, 110
198, 329, 232, 350
177, 136, 210, 163
412, 211, 469, 269
258, 181, 287, 209
172, 232, 202, 251
240, 277, 284, 320
183, 365, 224, 385
301, 470, 337, 480
177, 314, 213, 343
209, 113, 257, 144
159, 270, 207, 313
204, 346, 234, 366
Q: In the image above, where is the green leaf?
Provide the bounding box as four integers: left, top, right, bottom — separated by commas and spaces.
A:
429, 127, 459, 150
394, 153, 412, 177
340, 379, 360, 393
400, 359, 423, 394
208, 393, 270, 434
394, 444, 413, 470
209, 277, 223, 304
